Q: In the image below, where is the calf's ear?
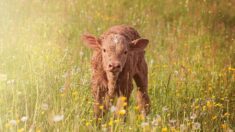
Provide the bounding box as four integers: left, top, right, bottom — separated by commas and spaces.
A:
81, 34, 101, 50
130, 38, 149, 51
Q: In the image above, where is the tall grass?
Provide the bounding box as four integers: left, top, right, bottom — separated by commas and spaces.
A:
0, 0, 234, 131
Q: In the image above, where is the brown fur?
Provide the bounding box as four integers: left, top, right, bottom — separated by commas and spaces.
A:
82, 25, 150, 118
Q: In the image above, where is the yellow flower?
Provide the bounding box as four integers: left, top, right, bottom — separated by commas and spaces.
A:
120, 96, 127, 101
212, 116, 217, 120
134, 106, 139, 110
99, 105, 104, 110
203, 106, 206, 111
36, 128, 41, 132
221, 123, 228, 129
108, 120, 113, 126
114, 119, 120, 123
224, 112, 230, 117
206, 101, 213, 109
118, 109, 126, 115
86, 122, 91, 126
228, 67, 235, 71
5, 123, 10, 128
72, 91, 78, 96
195, 105, 200, 109
17, 128, 24, 132
162, 127, 168, 132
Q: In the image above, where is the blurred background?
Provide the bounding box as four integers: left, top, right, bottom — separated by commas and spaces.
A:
0, 0, 234, 131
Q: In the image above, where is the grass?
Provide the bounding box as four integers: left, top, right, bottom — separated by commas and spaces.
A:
0, 0, 234, 131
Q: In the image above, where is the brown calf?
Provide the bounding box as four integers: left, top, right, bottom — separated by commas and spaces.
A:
82, 25, 150, 118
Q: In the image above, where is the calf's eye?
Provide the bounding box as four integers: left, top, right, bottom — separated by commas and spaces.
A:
103, 49, 106, 53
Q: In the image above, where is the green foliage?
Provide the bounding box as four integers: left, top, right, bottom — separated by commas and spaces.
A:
0, 0, 234, 131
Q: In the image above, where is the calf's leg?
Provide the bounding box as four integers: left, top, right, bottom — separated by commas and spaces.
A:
134, 60, 150, 116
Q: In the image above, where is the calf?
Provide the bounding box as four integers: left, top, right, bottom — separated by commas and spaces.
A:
82, 25, 150, 118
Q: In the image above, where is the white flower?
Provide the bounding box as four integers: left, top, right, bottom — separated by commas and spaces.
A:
169, 119, 177, 127
190, 113, 197, 120
79, 51, 84, 57
7, 79, 15, 85
0, 74, 7, 81
41, 103, 49, 110
141, 122, 149, 127
152, 114, 161, 126
174, 70, 179, 76
110, 106, 116, 112
162, 106, 168, 112
9, 120, 17, 126
150, 59, 154, 65
59, 87, 65, 93
192, 122, 201, 130
21, 116, 28, 122
53, 114, 64, 122
180, 124, 187, 131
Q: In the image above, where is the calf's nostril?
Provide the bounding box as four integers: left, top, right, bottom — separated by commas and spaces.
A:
116, 65, 121, 68
108, 64, 113, 68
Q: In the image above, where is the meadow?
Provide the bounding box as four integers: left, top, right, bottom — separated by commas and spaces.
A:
0, 0, 234, 131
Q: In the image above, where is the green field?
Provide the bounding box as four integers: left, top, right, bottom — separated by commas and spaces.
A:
0, 0, 234, 131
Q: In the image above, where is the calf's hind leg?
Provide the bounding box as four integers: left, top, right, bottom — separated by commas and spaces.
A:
134, 60, 150, 116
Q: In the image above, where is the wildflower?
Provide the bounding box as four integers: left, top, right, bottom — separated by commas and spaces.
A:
52, 114, 64, 122
190, 113, 197, 120
215, 103, 223, 108
5, 123, 10, 128
79, 51, 84, 57
138, 114, 145, 120
85, 122, 91, 126
206, 101, 213, 109
120, 96, 127, 101
203, 106, 206, 111
150, 59, 154, 65
99, 105, 104, 110
195, 105, 200, 109
141, 122, 149, 127
0, 74, 7, 81
102, 123, 107, 128
221, 123, 228, 129
9, 120, 17, 126
59, 87, 65, 93
228, 67, 235, 71
180, 124, 187, 131
21, 116, 28, 122
212, 116, 217, 120
134, 106, 139, 110
108, 120, 113, 126
118, 109, 126, 115
152, 115, 161, 126
110, 106, 116, 112
174, 70, 179, 76
17, 128, 24, 132
224, 112, 230, 117
72, 91, 78, 96
7, 79, 15, 85
162, 106, 168, 113
41, 103, 49, 110
162, 127, 168, 132
114, 119, 120, 123
169, 119, 177, 127
192, 122, 201, 130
